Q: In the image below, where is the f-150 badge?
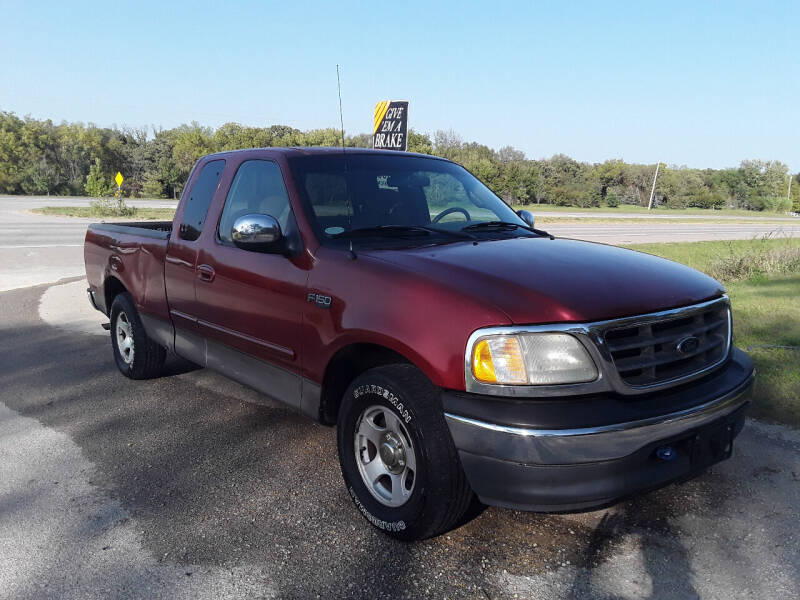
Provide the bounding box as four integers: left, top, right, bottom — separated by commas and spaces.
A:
307, 292, 332, 309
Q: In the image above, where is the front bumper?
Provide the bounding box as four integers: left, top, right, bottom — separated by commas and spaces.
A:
443, 348, 754, 511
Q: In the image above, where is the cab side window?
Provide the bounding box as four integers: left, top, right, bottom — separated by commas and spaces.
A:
218, 160, 293, 243
179, 159, 226, 241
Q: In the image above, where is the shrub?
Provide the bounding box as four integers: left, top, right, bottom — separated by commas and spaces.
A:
761, 196, 792, 213
708, 237, 800, 281
89, 197, 137, 217
141, 175, 166, 199
605, 191, 620, 207
690, 189, 726, 209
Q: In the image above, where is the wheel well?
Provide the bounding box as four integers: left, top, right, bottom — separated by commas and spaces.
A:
104, 277, 127, 315
320, 344, 412, 425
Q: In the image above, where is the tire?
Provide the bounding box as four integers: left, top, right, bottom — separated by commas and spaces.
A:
109, 292, 166, 380
337, 364, 474, 541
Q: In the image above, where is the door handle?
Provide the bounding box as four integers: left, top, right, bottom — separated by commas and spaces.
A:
196, 264, 216, 282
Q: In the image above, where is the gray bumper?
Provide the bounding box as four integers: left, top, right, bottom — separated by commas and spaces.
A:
446, 368, 753, 465
444, 349, 754, 511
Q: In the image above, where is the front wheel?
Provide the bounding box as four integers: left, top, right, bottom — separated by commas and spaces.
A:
337, 364, 474, 540
109, 292, 166, 380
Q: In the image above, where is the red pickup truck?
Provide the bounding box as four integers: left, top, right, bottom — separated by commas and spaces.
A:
85, 148, 754, 540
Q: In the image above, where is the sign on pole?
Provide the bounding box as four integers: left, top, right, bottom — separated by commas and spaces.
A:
115, 172, 124, 188
373, 101, 409, 151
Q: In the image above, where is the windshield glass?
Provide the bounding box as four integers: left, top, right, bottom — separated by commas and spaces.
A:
287, 153, 527, 246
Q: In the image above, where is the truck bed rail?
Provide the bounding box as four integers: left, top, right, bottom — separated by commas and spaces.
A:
88, 221, 172, 240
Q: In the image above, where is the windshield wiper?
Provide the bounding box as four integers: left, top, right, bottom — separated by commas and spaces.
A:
461, 220, 554, 239
462, 221, 525, 231
332, 225, 473, 240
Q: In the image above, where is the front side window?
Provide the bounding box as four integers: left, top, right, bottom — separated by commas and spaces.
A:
218, 160, 293, 243
288, 153, 528, 247
179, 159, 226, 241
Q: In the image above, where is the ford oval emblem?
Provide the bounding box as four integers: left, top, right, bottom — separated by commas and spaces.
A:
675, 335, 700, 355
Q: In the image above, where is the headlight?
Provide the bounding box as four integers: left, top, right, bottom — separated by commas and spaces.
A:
470, 333, 598, 385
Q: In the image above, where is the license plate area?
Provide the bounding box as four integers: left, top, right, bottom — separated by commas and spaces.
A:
690, 421, 734, 470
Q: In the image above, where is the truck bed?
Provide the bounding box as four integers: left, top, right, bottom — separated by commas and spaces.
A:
84, 221, 173, 323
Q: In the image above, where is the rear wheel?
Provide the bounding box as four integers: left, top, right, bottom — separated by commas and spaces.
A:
337, 364, 474, 541
109, 292, 166, 379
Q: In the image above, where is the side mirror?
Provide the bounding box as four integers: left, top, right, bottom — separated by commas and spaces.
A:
231, 214, 282, 252
517, 209, 535, 229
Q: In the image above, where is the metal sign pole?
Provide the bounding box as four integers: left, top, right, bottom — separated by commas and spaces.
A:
647, 161, 660, 210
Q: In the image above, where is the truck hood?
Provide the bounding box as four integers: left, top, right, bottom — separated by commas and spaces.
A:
364, 237, 725, 324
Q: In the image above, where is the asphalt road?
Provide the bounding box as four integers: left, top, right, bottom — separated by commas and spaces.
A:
0, 279, 798, 599
1, 196, 799, 291
0, 196, 175, 291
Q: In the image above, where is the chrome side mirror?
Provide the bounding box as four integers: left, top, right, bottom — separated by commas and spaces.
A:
231, 214, 282, 251
517, 209, 535, 229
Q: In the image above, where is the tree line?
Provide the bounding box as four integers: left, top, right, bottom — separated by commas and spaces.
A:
1, 111, 797, 212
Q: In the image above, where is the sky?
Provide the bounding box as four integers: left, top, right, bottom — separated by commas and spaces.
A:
1, 0, 798, 170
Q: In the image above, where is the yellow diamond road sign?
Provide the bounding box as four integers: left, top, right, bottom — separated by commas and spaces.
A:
115, 172, 124, 187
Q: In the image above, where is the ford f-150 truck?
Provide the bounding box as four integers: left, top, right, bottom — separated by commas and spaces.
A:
85, 148, 754, 540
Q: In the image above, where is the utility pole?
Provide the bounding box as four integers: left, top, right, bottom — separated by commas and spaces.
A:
647, 161, 661, 210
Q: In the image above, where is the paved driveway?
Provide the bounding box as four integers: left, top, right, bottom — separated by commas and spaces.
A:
0, 280, 797, 599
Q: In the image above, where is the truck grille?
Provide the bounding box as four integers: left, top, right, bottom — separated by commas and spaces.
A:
603, 301, 730, 388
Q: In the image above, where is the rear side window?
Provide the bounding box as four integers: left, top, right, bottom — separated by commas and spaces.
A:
179, 159, 226, 241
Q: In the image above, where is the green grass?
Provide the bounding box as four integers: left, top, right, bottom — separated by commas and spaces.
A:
513, 204, 793, 217
724, 275, 800, 426
535, 216, 793, 225
513, 204, 799, 225
31, 206, 176, 220
625, 237, 800, 280
626, 238, 800, 427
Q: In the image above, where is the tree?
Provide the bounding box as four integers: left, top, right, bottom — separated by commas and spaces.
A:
593, 159, 625, 198
497, 145, 525, 163
141, 170, 165, 198
0, 110, 791, 213
172, 122, 213, 180
432, 129, 462, 159
84, 158, 113, 197
407, 130, 432, 154
25, 157, 61, 195
792, 175, 800, 213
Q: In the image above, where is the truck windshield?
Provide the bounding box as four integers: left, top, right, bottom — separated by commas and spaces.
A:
288, 153, 528, 246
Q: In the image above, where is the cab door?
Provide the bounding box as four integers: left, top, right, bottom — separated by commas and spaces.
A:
164, 158, 226, 363
192, 158, 309, 406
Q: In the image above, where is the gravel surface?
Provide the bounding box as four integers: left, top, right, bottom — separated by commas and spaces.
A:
0, 281, 798, 599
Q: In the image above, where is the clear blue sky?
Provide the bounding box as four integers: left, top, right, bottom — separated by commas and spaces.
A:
1, 0, 797, 170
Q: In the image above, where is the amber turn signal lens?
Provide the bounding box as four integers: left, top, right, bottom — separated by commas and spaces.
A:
472, 336, 527, 384
472, 339, 497, 383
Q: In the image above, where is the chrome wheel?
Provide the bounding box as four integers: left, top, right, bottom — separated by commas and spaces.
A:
354, 405, 417, 507
115, 311, 134, 364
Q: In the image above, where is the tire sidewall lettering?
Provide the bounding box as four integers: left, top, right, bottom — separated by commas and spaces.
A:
352, 384, 412, 424
348, 486, 406, 532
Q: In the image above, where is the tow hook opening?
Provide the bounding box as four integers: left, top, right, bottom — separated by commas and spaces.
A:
656, 445, 677, 461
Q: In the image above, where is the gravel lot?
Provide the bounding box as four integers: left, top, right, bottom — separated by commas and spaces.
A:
0, 279, 798, 599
